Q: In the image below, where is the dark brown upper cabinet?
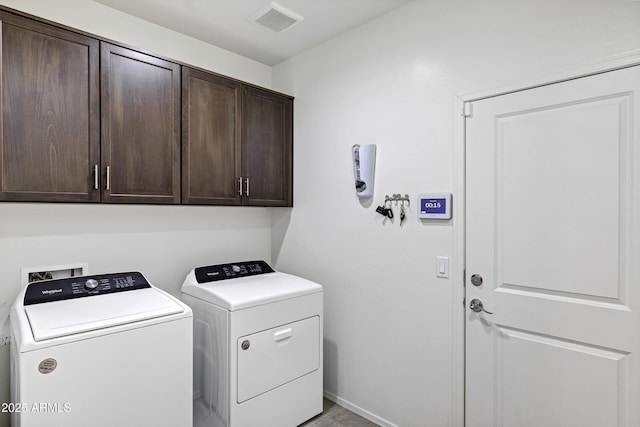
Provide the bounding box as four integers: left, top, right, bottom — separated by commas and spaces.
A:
101, 42, 181, 204
183, 68, 293, 207
0, 13, 100, 202
241, 86, 293, 207
0, 8, 292, 207
182, 67, 242, 205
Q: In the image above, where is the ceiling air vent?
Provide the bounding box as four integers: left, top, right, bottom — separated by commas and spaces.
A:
250, 2, 304, 33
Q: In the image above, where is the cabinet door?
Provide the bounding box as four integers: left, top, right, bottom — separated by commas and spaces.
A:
0, 14, 100, 202
241, 86, 293, 207
101, 42, 180, 204
182, 68, 241, 205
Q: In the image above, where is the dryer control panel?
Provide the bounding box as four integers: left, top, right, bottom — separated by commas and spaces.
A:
24, 272, 151, 305
195, 260, 275, 284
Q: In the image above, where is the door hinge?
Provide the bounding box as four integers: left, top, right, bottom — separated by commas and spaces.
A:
463, 102, 472, 117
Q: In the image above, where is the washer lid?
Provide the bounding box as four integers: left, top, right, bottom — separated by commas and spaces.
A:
25, 287, 184, 341
182, 270, 322, 311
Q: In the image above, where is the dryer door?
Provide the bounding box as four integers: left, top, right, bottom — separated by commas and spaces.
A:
237, 316, 320, 403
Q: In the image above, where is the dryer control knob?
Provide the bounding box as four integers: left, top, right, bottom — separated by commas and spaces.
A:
85, 279, 99, 290
232, 265, 241, 273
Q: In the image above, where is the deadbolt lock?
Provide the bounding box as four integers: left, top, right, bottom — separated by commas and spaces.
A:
470, 274, 483, 286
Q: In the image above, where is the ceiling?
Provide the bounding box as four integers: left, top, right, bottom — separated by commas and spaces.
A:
93, 0, 414, 66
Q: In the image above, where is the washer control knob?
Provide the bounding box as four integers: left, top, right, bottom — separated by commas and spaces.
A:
85, 279, 99, 290
232, 265, 241, 273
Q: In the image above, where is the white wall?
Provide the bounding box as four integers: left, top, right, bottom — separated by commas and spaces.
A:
271, 1, 640, 426
0, 2, 275, 426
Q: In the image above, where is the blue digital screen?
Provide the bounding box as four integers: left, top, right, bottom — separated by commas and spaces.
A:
421, 198, 447, 214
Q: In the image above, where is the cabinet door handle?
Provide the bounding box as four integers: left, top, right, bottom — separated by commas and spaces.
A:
245, 178, 250, 197
94, 165, 99, 190
238, 177, 243, 196
106, 166, 110, 190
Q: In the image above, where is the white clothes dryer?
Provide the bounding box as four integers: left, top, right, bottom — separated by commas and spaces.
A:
10, 271, 193, 427
181, 261, 323, 427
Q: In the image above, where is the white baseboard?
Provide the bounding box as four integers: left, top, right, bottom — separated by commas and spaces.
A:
323, 390, 398, 427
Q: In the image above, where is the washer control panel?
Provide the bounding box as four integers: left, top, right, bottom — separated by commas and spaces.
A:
24, 272, 151, 305
195, 260, 275, 284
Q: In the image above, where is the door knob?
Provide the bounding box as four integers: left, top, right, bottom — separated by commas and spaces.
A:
469, 298, 493, 314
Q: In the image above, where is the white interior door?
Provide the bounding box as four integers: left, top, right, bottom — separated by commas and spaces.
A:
465, 65, 640, 427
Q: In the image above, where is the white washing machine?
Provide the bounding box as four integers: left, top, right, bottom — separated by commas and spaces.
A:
10, 271, 193, 427
181, 260, 323, 427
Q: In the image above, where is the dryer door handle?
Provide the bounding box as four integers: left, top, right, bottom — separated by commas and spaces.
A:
273, 328, 292, 342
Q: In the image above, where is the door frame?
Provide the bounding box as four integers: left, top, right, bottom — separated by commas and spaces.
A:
451, 48, 640, 427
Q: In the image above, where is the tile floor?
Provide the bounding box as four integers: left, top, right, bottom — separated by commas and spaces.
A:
300, 399, 379, 427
